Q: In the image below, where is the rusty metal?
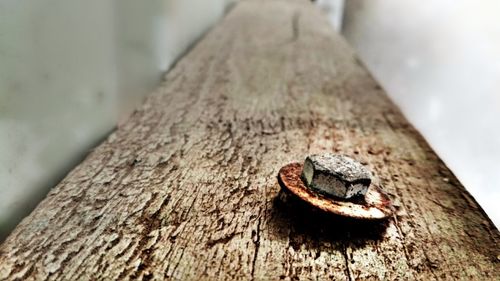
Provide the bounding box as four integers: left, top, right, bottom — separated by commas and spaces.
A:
278, 163, 394, 220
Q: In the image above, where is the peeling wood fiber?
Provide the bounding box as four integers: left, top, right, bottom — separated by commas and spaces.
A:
1, 0, 498, 280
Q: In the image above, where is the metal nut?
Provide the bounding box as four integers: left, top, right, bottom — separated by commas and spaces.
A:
301, 154, 371, 199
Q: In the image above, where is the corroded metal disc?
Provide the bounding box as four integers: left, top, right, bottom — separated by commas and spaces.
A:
278, 163, 394, 220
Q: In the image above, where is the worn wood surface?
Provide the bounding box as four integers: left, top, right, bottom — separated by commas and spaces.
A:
1, 0, 498, 280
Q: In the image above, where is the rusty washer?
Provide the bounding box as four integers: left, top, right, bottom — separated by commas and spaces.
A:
277, 161, 394, 220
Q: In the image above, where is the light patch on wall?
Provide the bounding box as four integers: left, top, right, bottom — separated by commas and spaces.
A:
342, 0, 500, 226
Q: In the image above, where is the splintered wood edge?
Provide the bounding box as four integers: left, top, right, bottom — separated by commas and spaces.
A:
278, 163, 394, 220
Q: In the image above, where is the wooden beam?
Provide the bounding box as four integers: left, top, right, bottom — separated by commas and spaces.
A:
1, 0, 498, 280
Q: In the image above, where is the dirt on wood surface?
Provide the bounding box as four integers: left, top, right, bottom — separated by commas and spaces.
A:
1, 0, 499, 280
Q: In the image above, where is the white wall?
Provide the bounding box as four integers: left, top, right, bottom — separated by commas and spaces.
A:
316, 0, 345, 32
341, 0, 500, 226
0, 0, 229, 238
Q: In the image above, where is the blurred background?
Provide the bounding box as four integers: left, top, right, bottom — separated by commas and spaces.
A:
338, 0, 500, 229
1, 0, 498, 239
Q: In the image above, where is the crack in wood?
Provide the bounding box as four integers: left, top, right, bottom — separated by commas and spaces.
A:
251, 216, 262, 280
341, 245, 353, 281
291, 11, 300, 43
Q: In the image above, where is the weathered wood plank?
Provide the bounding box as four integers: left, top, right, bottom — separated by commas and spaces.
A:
1, 0, 498, 280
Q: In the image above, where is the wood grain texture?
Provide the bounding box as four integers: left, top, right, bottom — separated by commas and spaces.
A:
1, 0, 498, 280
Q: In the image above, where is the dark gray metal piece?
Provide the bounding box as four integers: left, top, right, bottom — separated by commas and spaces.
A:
301, 154, 372, 199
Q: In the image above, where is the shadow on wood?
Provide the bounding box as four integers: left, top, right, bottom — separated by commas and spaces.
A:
270, 189, 390, 249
